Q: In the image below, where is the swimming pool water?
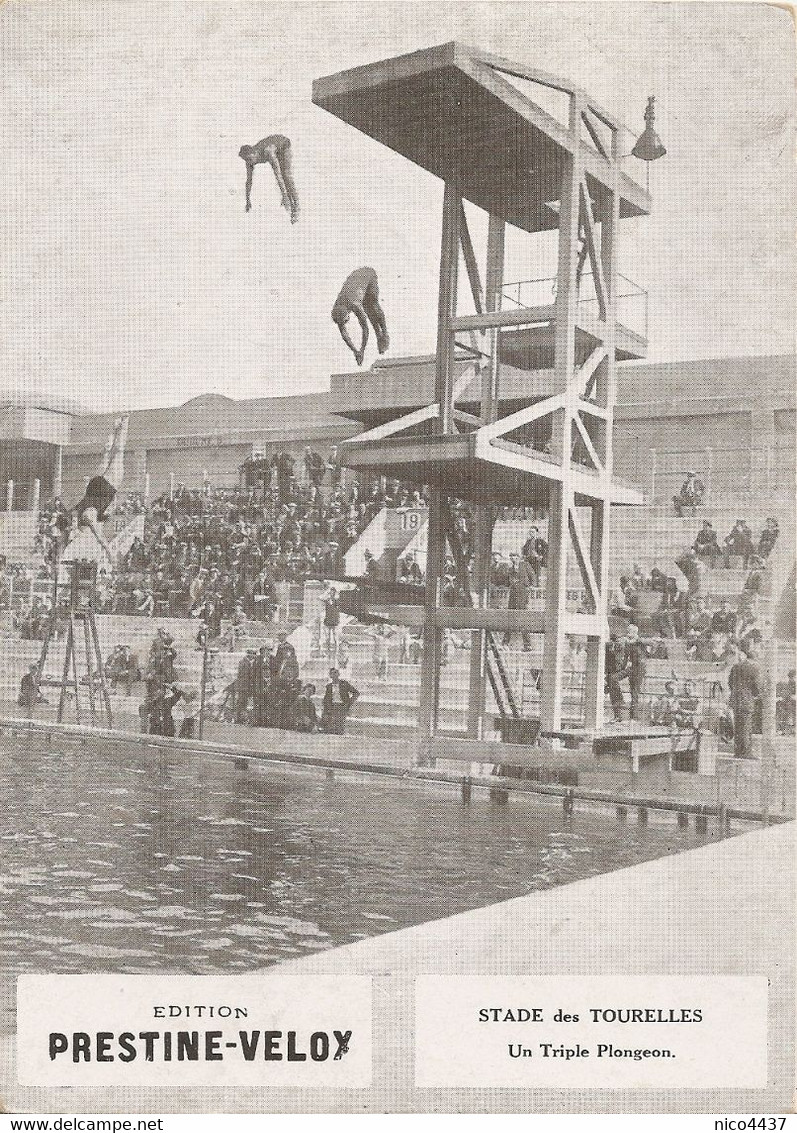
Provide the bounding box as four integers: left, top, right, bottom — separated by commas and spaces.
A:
0, 734, 715, 974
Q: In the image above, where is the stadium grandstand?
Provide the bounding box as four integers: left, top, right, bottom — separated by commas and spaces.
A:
0, 350, 793, 814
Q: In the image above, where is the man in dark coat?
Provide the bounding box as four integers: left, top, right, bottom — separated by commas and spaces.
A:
605, 636, 628, 721
321, 668, 359, 734
235, 650, 257, 724
693, 521, 721, 568
728, 647, 762, 759
502, 553, 535, 650
625, 623, 647, 722
521, 527, 547, 586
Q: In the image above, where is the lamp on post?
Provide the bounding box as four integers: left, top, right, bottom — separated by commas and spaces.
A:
631, 96, 667, 191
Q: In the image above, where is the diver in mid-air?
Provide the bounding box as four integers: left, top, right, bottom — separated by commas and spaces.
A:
239, 135, 299, 222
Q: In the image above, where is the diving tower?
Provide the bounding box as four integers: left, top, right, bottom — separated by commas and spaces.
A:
313, 42, 651, 758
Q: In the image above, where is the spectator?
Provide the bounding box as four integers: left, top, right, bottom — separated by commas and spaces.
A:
605, 634, 628, 722
321, 667, 359, 734
675, 547, 706, 596
757, 517, 779, 560
626, 623, 647, 722
323, 587, 341, 660
711, 598, 737, 638
653, 577, 687, 638
776, 670, 795, 735
728, 645, 762, 759
723, 519, 754, 569
17, 664, 42, 713
292, 683, 318, 732
160, 684, 183, 738
630, 563, 646, 591
744, 555, 766, 595
368, 623, 392, 681
521, 526, 547, 586
673, 471, 705, 516
502, 553, 534, 650
693, 521, 721, 568
235, 650, 257, 724
364, 550, 380, 582
304, 448, 326, 490
685, 597, 712, 661
174, 689, 198, 739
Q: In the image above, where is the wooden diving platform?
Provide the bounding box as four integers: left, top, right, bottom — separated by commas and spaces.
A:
340, 430, 644, 508
331, 321, 646, 425
312, 41, 651, 234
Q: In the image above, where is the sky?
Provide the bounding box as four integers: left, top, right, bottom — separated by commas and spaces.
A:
0, 1, 793, 414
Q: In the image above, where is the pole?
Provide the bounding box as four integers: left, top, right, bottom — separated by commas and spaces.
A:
54, 445, 63, 500
418, 177, 461, 763
5, 480, 13, 513
198, 642, 209, 740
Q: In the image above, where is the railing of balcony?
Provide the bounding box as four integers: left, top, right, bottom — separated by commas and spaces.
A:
502, 272, 648, 340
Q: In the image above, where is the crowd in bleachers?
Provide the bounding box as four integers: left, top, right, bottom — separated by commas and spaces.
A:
12, 454, 429, 629
3, 450, 791, 748
606, 511, 788, 743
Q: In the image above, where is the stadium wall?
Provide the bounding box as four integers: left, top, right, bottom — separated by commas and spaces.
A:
0, 355, 793, 505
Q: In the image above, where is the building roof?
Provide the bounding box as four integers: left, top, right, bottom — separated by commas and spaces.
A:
63, 353, 795, 451
68, 390, 348, 447
0, 389, 90, 416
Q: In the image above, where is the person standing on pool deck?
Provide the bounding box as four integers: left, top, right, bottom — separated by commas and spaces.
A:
331, 267, 390, 367
321, 668, 359, 735
239, 135, 299, 222
728, 644, 763, 759
68, 415, 129, 564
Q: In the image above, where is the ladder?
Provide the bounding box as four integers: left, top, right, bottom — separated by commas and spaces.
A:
31, 558, 113, 729
443, 506, 520, 720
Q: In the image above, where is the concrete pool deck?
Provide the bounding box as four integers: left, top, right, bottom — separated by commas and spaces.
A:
0, 822, 792, 1114
0, 713, 791, 822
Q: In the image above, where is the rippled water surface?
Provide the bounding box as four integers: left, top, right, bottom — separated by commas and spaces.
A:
0, 734, 713, 974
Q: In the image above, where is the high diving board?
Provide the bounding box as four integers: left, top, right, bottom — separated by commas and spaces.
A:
312, 41, 651, 234
340, 430, 644, 509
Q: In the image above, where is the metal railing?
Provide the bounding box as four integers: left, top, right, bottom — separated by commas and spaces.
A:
624, 444, 797, 501
503, 272, 648, 340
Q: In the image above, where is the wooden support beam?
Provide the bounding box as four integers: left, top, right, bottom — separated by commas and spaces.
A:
458, 204, 485, 315
452, 362, 479, 402
482, 216, 505, 425
584, 125, 619, 731
452, 409, 483, 428
370, 605, 548, 632
577, 345, 607, 397
453, 339, 489, 359
436, 179, 461, 434
468, 503, 493, 739
581, 109, 608, 157
580, 178, 608, 319
474, 45, 621, 129
578, 398, 608, 421
347, 402, 439, 443
568, 505, 601, 610
419, 176, 460, 763
541, 93, 583, 734
573, 411, 604, 473
451, 305, 555, 331
478, 393, 565, 443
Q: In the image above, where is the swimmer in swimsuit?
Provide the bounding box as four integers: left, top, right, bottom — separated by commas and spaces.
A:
238, 135, 299, 222
70, 415, 129, 563
331, 267, 389, 367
